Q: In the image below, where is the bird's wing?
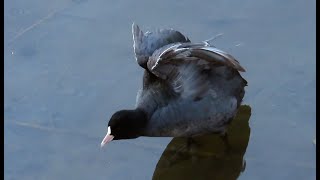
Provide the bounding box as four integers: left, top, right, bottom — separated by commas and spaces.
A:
147, 42, 246, 99
132, 23, 190, 68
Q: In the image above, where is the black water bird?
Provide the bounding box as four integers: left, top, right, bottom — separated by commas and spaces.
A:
101, 23, 247, 147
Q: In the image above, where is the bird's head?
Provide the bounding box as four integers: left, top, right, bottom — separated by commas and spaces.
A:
100, 109, 147, 147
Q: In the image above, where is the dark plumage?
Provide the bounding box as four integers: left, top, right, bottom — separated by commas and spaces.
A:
101, 23, 247, 147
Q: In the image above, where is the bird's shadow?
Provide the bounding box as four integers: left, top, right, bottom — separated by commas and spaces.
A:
152, 105, 252, 180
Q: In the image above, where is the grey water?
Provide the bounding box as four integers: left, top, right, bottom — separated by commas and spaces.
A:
4, 0, 316, 179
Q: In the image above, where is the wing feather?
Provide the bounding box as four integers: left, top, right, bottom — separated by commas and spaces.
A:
147, 42, 246, 99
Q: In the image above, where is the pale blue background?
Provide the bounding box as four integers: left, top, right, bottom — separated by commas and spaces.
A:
4, 0, 316, 179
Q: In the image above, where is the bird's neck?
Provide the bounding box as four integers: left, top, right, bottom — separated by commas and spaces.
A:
129, 108, 149, 131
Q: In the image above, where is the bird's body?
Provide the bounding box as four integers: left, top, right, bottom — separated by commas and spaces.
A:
101, 24, 247, 146
137, 66, 246, 137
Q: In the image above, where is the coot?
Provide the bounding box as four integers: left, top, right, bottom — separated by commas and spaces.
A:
101, 23, 247, 147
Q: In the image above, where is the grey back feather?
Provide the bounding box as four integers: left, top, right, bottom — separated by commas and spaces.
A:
132, 23, 190, 68
147, 43, 245, 77
145, 42, 245, 100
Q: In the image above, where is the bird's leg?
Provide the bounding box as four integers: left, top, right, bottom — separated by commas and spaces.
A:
220, 131, 231, 153
187, 137, 202, 148
170, 138, 193, 162
174, 137, 200, 154
187, 137, 195, 148
168, 137, 200, 165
